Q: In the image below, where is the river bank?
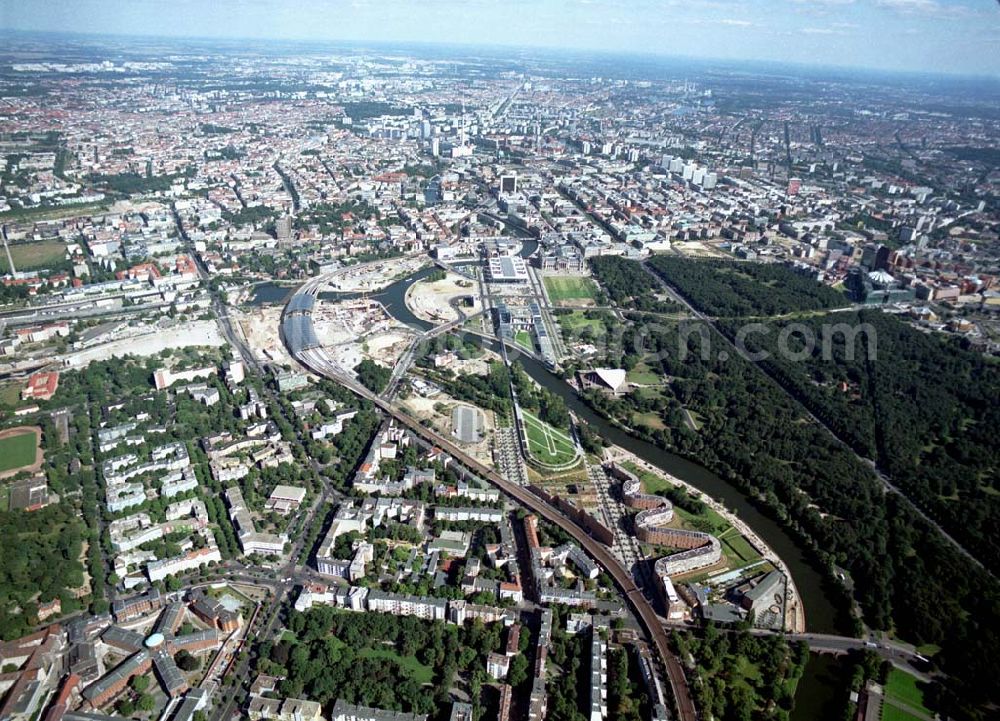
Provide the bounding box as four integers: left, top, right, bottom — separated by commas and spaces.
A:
603, 445, 806, 633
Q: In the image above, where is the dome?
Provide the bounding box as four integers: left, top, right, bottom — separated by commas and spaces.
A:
145, 633, 165, 649
868, 270, 894, 285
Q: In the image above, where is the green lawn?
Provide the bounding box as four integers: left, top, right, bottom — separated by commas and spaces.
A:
544, 276, 598, 303
0, 201, 108, 224
205, 583, 254, 607
881, 705, 924, 721
626, 361, 663, 385
623, 461, 676, 497
514, 330, 535, 350
0, 239, 67, 273
521, 410, 579, 468
556, 311, 606, 339
0, 384, 22, 408
359, 646, 434, 684
884, 669, 931, 716
0, 431, 38, 473
633, 411, 666, 430
720, 531, 763, 564
622, 461, 733, 537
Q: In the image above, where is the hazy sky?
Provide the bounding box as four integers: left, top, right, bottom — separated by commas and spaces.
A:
2, 0, 998, 76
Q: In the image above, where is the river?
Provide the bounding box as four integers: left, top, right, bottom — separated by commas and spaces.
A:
271, 259, 852, 710
336, 266, 850, 635
249, 282, 296, 306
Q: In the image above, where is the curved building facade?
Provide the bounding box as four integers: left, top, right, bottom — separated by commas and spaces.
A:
606, 463, 721, 578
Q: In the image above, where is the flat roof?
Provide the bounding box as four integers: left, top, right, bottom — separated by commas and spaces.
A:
452, 405, 483, 444
269, 484, 307, 502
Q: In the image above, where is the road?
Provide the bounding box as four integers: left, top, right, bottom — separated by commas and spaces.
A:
641, 260, 991, 578
207, 463, 336, 721
172, 208, 348, 720
664, 622, 933, 679
282, 304, 698, 721
384, 308, 486, 398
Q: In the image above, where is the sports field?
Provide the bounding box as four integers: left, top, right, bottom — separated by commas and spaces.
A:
521, 410, 580, 468
0, 383, 21, 408
0, 239, 67, 273
0, 427, 41, 474
543, 276, 598, 303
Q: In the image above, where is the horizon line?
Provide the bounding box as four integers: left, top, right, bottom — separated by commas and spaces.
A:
2, 26, 999, 85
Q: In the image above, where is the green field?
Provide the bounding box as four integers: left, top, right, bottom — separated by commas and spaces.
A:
359, 646, 434, 684
626, 361, 664, 386
884, 669, 931, 716
521, 410, 580, 468
880, 705, 923, 721
556, 311, 607, 339
720, 529, 763, 564
0, 384, 22, 408
205, 583, 254, 607
0, 239, 67, 273
622, 461, 733, 537
0, 431, 38, 473
515, 330, 534, 350
0, 200, 108, 225
622, 462, 676, 497
633, 411, 666, 431
544, 276, 598, 303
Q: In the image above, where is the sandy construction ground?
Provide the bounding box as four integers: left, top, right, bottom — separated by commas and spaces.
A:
672, 241, 730, 258
366, 330, 413, 365
329, 345, 363, 372
312, 298, 418, 372
405, 274, 481, 324
322, 256, 428, 293
64, 320, 227, 367
240, 306, 294, 366
401, 392, 496, 467
313, 300, 402, 344
450, 353, 499, 377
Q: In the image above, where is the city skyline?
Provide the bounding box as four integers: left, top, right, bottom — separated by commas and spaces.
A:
2, 0, 999, 77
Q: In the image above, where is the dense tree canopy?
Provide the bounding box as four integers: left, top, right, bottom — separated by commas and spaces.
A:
588, 256, 680, 313
581, 260, 1000, 719
256, 606, 504, 719
647, 256, 848, 317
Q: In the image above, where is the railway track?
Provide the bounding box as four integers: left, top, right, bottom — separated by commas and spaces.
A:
287, 342, 698, 721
